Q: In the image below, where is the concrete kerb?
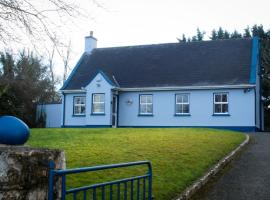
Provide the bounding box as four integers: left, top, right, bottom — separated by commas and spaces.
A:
174, 134, 250, 200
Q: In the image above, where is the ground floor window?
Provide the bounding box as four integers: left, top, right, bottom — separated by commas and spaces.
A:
175, 94, 190, 115
214, 93, 229, 114
92, 93, 105, 114
139, 94, 153, 115
73, 96, 86, 115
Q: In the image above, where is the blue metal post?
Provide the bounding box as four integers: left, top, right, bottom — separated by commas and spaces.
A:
131, 180, 134, 200
83, 190, 87, 200
110, 184, 113, 200
102, 186, 105, 200
124, 182, 127, 200
143, 177, 146, 200
61, 175, 66, 200
137, 179, 140, 200
117, 183, 120, 200
48, 161, 55, 200
147, 162, 152, 200
93, 187, 97, 200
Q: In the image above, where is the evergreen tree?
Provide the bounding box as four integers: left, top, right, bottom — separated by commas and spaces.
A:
244, 26, 252, 38
210, 29, 218, 40
191, 36, 197, 42
0, 50, 59, 127
252, 24, 266, 38
224, 31, 230, 39
178, 34, 187, 43
196, 28, 205, 41
257, 28, 270, 112
217, 27, 225, 39
230, 30, 242, 39
0, 52, 15, 80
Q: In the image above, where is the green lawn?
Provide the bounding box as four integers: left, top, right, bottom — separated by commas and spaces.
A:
28, 128, 245, 200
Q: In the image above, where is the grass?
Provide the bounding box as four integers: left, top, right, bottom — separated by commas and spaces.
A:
28, 128, 245, 200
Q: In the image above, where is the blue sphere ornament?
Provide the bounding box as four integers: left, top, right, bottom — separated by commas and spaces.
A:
0, 116, 30, 145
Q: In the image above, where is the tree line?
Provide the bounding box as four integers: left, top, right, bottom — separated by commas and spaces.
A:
178, 25, 266, 42
0, 50, 59, 127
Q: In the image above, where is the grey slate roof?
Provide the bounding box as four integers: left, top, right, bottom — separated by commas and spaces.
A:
62, 38, 253, 90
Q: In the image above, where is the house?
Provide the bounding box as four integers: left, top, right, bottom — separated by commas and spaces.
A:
60, 32, 263, 131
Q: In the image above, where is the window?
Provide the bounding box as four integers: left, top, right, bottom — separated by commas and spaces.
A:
139, 95, 153, 115
73, 96, 86, 115
92, 93, 105, 114
214, 93, 229, 114
175, 94, 190, 115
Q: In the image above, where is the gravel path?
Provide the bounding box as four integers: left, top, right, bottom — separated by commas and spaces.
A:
192, 133, 270, 200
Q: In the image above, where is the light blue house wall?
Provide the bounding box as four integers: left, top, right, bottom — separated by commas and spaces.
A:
64, 93, 87, 126
85, 72, 113, 126
63, 72, 113, 127
37, 104, 62, 127
118, 88, 255, 130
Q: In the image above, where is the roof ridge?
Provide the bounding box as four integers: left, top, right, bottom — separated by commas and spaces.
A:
94, 38, 252, 51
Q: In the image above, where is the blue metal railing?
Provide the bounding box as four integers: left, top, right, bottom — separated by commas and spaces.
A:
48, 161, 153, 200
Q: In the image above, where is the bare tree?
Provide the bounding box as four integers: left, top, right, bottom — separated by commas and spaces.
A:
0, 0, 101, 46
45, 44, 60, 101
46, 45, 56, 86
61, 40, 72, 83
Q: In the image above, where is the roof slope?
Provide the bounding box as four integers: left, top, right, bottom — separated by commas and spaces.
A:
62, 38, 253, 90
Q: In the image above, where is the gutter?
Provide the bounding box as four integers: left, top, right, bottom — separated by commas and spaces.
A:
115, 84, 256, 92
60, 84, 255, 93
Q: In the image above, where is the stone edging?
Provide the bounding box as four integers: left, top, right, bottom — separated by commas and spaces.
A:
174, 134, 250, 200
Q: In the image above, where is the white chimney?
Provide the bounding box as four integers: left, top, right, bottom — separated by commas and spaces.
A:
84, 31, 97, 53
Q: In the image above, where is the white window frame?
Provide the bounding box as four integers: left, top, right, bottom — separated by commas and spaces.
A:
139, 94, 153, 115
92, 93, 105, 114
73, 96, 86, 116
213, 93, 229, 114
175, 94, 190, 115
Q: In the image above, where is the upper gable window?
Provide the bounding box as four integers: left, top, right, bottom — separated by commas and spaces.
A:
73, 96, 86, 115
139, 94, 153, 115
92, 93, 105, 114
175, 94, 190, 115
214, 93, 229, 114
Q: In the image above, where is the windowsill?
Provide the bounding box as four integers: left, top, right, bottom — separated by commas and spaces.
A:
212, 113, 230, 116
72, 114, 86, 117
91, 113, 106, 116
138, 114, 154, 117
174, 114, 191, 116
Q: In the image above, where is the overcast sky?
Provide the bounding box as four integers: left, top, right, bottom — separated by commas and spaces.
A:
85, 0, 270, 47
15, 0, 270, 81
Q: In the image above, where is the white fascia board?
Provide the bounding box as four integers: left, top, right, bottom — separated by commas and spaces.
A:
60, 89, 87, 94
115, 84, 256, 92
